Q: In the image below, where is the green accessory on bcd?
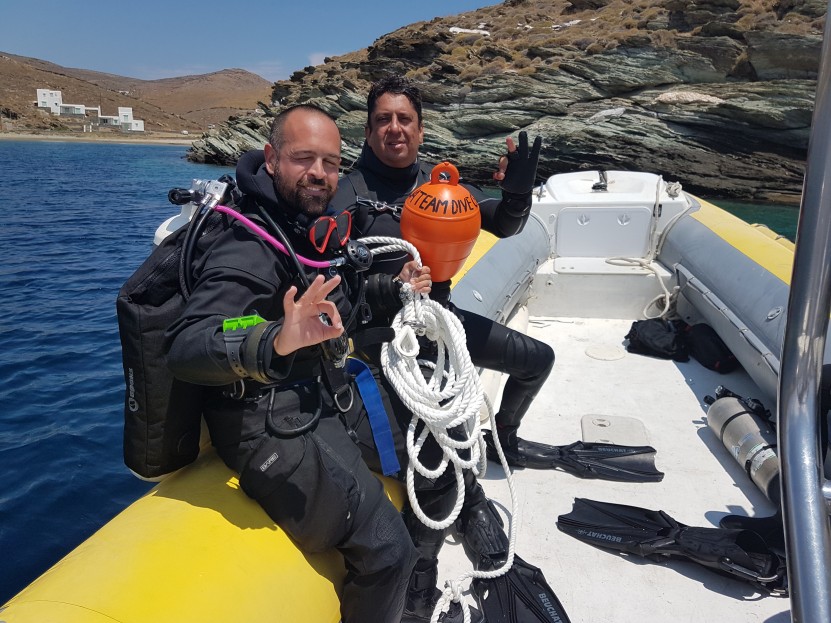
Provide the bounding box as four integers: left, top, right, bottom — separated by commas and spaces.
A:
223, 315, 266, 332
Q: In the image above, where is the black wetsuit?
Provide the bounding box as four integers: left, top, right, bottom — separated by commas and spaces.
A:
330, 145, 556, 604
331, 143, 555, 445
165, 150, 419, 623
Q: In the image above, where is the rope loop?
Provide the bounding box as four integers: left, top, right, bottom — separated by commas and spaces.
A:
360, 236, 520, 619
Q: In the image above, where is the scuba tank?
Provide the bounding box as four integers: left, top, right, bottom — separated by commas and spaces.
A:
705, 387, 780, 504
400, 162, 481, 282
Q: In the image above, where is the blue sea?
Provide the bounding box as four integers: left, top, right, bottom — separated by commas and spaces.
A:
0, 140, 799, 603
0, 140, 233, 603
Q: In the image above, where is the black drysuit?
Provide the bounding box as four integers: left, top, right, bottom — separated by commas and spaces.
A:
330, 143, 555, 441
330, 144, 555, 580
165, 150, 419, 623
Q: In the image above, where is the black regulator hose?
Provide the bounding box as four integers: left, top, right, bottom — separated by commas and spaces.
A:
256, 204, 311, 289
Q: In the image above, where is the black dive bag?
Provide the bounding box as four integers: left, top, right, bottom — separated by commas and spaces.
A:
624, 318, 689, 362
685, 323, 739, 373
117, 184, 229, 480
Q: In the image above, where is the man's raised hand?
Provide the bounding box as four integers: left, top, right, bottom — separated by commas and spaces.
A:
273, 274, 344, 356
492, 131, 542, 196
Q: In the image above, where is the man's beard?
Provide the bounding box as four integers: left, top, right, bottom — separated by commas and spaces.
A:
273, 171, 333, 217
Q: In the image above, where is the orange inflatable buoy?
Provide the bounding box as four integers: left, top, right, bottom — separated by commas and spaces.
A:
400, 162, 481, 282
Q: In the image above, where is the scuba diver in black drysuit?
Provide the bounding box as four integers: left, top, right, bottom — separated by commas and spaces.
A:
336, 139, 556, 434
165, 105, 498, 623
165, 106, 430, 623
329, 75, 557, 620
330, 78, 556, 470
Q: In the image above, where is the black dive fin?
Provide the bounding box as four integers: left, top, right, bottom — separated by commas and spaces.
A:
556, 498, 787, 594
471, 555, 572, 623
484, 430, 664, 482
719, 511, 785, 557
546, 440, 664, 482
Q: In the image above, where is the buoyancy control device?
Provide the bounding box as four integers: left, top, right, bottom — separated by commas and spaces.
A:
118, 178, 375, 481
117, 178, 234, 480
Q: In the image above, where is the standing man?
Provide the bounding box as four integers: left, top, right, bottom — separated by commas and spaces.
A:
330, 74, 557, 615
165, 104, 424, 623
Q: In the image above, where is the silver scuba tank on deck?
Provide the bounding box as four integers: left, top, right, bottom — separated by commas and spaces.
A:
706, 394, 780, 505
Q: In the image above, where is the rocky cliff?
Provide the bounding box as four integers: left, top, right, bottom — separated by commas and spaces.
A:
188, 0, 826, 204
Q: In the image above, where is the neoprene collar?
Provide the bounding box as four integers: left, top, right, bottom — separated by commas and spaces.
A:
356, 142, 424, 193
235, 149, 322, 258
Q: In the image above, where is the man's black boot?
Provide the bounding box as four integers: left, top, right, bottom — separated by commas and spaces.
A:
401, 558, 483, 623
402, 492, 454, 623
455, 471, 509, 568
484, 426, 564, 469
402, 559, 442, 622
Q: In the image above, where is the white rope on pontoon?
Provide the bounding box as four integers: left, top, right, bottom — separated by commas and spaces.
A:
605, 177, 691, 320
360, 236, 520, 623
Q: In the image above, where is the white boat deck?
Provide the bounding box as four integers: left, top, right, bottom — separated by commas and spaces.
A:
437, 313, 788, 623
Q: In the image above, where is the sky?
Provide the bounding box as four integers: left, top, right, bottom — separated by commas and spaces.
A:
2, 0, 497, 82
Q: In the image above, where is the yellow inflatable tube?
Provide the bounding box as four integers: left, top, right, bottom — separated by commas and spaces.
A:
2, 450, 404, 623
2, 234, 501, 623
690, 197, 794, 284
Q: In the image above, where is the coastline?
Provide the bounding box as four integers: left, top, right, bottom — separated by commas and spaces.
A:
0, 131, 195, 147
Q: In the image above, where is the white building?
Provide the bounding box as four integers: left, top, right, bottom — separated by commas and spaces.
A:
118, 106, 144, 131
36, 89, 62, 114
35, 89, 144, 131
59, 102, 87, 116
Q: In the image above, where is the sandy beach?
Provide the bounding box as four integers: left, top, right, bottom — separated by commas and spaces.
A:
0, 131, 195, 146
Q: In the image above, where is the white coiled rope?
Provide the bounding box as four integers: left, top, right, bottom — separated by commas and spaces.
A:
605, 177, 692, 320
360, 236, 520, 623
605, 256, 680, 319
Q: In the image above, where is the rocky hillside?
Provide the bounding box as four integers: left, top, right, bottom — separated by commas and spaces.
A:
189, 0, 826, 204
0, 53, 272, 133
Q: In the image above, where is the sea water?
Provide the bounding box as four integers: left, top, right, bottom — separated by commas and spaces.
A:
0, 140, 799, 603
0, 140, 233, 602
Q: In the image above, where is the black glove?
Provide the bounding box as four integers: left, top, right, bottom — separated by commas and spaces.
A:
500, 131, 542, 196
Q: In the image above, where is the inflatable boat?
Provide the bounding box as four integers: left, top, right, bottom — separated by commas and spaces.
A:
6, 28, 831, 623
2, 162, 819, 622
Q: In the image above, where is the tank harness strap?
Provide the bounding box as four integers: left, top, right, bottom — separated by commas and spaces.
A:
347, 165, 432, 221
319, 356, 354, 413
346, 170, 373, 202
346, 357, 400, 476
351, 327, 396, 352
